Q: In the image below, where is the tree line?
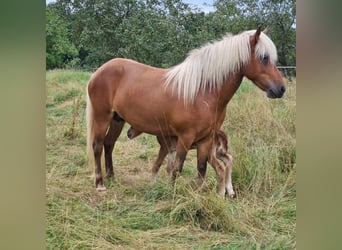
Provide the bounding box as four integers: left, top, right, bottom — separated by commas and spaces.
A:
46, 0, 296, 75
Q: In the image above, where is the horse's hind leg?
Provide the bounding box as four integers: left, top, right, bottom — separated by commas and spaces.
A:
92, 114, 113, 192
104, 117, 125, 178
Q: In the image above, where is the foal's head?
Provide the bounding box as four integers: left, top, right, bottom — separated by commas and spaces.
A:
242, 27, 286, 98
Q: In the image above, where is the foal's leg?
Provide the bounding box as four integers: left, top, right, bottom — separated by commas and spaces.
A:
158, 136, 177, 176
208, 153, 226, 196
126, 130, 174, 182
220, 153, 235, 198
152, 136, 179, 182
103, 118, 125, 178
167, 141, 195, 176
215, 131, 235, 197
147, 135, 180, 182
166, 151, 176, 175
151, 143, 168, 183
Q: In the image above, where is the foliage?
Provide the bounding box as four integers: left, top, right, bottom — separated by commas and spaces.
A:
46, 0, 296, 71
214, 0, 296, 66
46, 6, 79, 69
46, 70, 296, 249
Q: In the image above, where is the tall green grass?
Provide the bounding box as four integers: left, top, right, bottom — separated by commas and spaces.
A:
46, 70, 296, 249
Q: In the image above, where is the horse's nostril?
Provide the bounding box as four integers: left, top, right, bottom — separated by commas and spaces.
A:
280, 86, 286, 93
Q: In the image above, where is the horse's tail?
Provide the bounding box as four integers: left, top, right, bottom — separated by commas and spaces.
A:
86, 84, 94, 169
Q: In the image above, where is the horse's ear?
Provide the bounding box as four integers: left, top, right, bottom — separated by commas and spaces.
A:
253, 26, 262, 45
262, 27, 268, 34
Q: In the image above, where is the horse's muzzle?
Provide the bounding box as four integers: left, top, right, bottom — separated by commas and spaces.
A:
267, 85, 286, 98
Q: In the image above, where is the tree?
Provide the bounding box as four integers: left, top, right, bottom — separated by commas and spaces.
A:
213, 0, 296, 73
46, 5, 79, 69
45, 0, 296, 72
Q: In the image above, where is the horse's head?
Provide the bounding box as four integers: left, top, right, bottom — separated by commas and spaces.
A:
242, 27, 286, 98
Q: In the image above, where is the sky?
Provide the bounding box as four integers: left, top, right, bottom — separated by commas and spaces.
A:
46, 0, 215, 12
183, 0, 215, 12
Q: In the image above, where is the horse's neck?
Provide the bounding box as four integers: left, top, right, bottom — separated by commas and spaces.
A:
217, 73, 243, 109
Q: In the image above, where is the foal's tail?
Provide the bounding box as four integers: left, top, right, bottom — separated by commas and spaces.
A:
86, 85, 95, 168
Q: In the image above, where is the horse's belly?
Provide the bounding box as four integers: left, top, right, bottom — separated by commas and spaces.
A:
112, 86, 217, 138
125, 112, 174, 136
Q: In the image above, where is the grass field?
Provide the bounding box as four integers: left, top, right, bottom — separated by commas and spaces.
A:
46, 70, 296, 249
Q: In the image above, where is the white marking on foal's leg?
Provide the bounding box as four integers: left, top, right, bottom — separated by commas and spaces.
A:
166, 152, 176, 175
96, 185, 107, 192
218, 182, 226, 197
151, 173, 158, 184
226, 184, 235, 198
225, 154, 236, 198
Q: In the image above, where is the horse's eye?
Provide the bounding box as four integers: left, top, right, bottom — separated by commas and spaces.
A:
261, 55, 269, 65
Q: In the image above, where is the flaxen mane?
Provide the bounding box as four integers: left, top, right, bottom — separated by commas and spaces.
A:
164, 30, 278, 104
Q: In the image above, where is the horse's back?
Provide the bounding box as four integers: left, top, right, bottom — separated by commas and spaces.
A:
89, 58, 134, 84
88, 58, 125, 91
90, 58, 166, 89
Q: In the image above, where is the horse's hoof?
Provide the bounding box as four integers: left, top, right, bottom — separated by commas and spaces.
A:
96, 186, 107, 192
229, 193, 236, 198
225, 187, 236, 198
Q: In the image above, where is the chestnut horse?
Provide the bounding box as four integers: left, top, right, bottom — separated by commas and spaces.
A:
127, 128, 235, 197
86, 27, 285, 192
